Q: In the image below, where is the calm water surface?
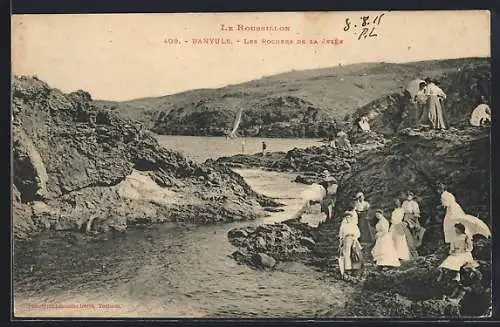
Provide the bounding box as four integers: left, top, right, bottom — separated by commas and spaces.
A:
14, 137, 346, 318
155, 135, 323, 162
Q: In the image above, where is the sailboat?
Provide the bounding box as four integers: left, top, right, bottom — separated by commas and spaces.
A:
226, 108, 243, 139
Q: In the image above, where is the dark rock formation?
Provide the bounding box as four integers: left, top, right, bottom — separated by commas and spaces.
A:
227, 220, 316, 269
12, 76, 279, 239
221, 60, 491, 317
215, 144, 357, 184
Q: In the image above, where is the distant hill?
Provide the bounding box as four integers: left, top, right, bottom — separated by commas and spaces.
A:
96, 57, 489, 138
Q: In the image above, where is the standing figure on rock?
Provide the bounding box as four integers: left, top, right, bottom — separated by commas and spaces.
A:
338, 211, 363, 279
440, 185, 491, 244
419, 78, 447, 130
372, 209, 401, 268
413, 81, 429, 126
319, 170, 337, 222
389, 199, 411, 261
334, 131, 352, 151
354, 192, 373, 244
358, 116, 371, 132
401, 191, 426, 258
346, 200, 359, 225
437, 223, 477, 283
261, 141, 268, 156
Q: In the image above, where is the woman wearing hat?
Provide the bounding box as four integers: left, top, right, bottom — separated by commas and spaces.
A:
338, 211, 363, 279
372, 209, 401, 268
353, 192, 373, 243
389, 199, 411, 261
401, 191, 426, 258
419, 77, 447, 130
437, 223, 477, 283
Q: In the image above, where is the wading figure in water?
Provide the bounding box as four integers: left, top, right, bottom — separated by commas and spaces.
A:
261, 141, 267, 156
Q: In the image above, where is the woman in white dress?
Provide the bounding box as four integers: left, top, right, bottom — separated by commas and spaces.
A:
339, 211, 363, 279
389, 199, 411, 261
437, 223, 476, 282
372, 209, 401, 268
440, 188, 491, 244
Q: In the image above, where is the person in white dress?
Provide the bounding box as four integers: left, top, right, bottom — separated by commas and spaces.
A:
470, 96, 491, 127
358, 116, 371, 132
371, 209, 401, 268
338, 211, 363, 279
440, 187, 491, 244
437, 223, 476, 282
389, 199, 411, 261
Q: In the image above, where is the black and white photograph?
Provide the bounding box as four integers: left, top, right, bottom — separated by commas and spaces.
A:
11, 11, 492, 318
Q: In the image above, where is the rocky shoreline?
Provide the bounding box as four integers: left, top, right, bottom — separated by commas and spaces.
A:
12, 76, 281, 240
225, 62, 492, 317
227, 127, 492, 317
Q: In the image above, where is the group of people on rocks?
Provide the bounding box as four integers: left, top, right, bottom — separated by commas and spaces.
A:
410, 77, 491, 130
334, 183, 491, 288
412, 77, 448, 130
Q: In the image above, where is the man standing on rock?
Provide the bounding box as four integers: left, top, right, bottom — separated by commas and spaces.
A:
262, 141, 267, 156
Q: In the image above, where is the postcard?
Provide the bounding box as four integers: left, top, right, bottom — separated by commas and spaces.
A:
11, 11, 492, 318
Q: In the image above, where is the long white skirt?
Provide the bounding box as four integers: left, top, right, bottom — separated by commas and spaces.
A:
439, 252, 474, 271
391, 223, 411, 260
372, 233, 401, 267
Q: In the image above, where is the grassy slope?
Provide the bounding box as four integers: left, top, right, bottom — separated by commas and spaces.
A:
96, 58, 488, 134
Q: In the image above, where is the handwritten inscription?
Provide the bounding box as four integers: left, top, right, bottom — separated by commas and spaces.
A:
343, 13, 385, 40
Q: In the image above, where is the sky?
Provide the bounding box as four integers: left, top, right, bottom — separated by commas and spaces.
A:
12, 11, 491, 101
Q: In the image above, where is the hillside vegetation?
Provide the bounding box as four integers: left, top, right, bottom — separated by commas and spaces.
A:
97, 58, 488, 138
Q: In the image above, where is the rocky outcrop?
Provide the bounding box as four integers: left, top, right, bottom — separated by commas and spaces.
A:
216, 145, 357, 184
222, 59, 491, 317
151, 95, 339, 138
228, 220, 316, 269
348, 62, 491, 136
12, 76, 279, 239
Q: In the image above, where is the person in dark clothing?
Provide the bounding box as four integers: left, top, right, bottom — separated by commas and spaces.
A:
457, 262, 491, 317
262, 141, 267, 156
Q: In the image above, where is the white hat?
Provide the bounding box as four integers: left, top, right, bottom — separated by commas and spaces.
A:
355, 192, 364, 199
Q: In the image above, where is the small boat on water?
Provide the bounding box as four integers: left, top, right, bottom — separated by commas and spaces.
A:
226, 108, 243, 139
